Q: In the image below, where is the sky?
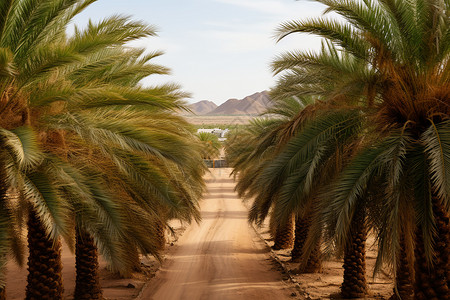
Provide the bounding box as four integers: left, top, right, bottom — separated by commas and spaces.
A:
73, 0, 326, 105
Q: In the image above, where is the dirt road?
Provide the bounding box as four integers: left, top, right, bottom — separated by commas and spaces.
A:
139, 168, 296, 300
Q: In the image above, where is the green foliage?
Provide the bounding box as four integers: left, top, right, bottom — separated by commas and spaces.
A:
0, 0, 206, 283
265, 0, 450, 282
194, 124, 245, 130
228, 0, 450, 288
197, 132, 221, 159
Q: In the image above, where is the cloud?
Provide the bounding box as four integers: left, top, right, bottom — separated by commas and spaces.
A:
191, 18, 281, 54
195, 29, 271, 53
212, 0, 324, 18
203, 0, 326, 54
213, 0, 292, 15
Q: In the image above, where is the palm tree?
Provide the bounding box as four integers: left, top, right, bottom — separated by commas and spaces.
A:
0, 1, 93, 297
0, 128, 38, 300
270, 42, 376, 297
226, 118, 295, 250
226, 97, 317, 252
44, 28, 204, 300
0, 1, 205, 298
48, 21, 205, 297
197, 132, 221, 160
273, 0, 449, 298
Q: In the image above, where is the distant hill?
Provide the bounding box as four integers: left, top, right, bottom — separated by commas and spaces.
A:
188, 100, 217, 115
187, 91, 272, 116
208, 91, 271, 115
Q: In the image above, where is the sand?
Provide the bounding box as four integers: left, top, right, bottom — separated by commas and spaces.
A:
138, 168, 297, 299
260, 231, 393, 299
5, 240, 158, 300
5, 168, 393, 299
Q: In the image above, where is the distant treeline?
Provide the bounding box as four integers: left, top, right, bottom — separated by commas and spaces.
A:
194, 124, 247, 130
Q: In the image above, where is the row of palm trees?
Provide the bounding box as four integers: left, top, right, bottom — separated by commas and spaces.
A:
0, 1, 205, 299
226, 0, 449, 299
197, 132, 221, 160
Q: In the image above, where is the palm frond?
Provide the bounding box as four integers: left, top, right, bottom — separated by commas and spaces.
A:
0, 0, 14, 39
0, 47, 16, 78
0, 126, 43, 170
423, 119, 450, 211
69, 15, 157, 55
274, 18, 369, 59
325, 129, 408, 250
409, 143, 436, 265
24, 169, 71, 241
274, 110, 362, 224
0, 204, 11, 289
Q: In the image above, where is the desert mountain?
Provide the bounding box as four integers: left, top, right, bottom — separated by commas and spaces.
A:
188, 100, 217, 115
209, 91, 271, 115
187, 91, 272, 116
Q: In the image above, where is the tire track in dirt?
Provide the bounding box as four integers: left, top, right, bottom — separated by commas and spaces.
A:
139, 168, 297, 300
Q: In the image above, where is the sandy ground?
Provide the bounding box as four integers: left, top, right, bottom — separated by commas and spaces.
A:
5, 238, 159, 300
271, 236, 394, 300
5, 167, 393, 299
138, 168, 297, 300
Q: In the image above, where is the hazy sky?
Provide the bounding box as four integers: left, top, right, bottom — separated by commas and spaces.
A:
74, 0, 326, 104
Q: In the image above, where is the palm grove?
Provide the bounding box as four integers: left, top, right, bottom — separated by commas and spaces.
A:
0, 0, 206, 299
227, 0, 449, 299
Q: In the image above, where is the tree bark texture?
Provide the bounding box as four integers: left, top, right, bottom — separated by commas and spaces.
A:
0, 162, 8, 300
341, 205, 367, 299
26, 210, 63, 300
272, 214, 294, 250
303, 240, 322, 273
414, 201, 450, 300
155, 220, 166, 250
291, 214, 309, 262
291, 214, 321, 273
74, 229, 103, 300
390, 235, 414, 300
0, 255, 6, 300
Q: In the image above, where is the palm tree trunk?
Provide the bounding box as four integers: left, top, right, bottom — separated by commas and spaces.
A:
0, 254, 6, 300
414, 200, 450, 300
272, 214, 294, 250
0, 206, 6, 298
291, 214, 308, 261
390, 235, 413, 300
155, 220, 166, 250
26, 210, 63, 299
291, 214, 322, 273
74, 229, 103, 300
303, 240, 322, 273
341, 204, 367, 299
127, 247, 142, 273
0, 163, 8, 300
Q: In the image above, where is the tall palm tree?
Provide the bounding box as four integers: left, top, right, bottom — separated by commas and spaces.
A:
0, 1, 95, 297
270, 40, 376, 296
273, 0, 449, 298
0, 1, 205, 298
41, 27, 204, 300
226, 117, 295, 249
226, 96, 317, 252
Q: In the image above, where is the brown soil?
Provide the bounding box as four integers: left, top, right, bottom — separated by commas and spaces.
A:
259, 222, 393, 299
138, 168, 297, 299
5, 168, 394, 299
5, 239, 161, 300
